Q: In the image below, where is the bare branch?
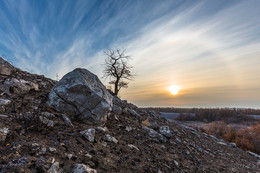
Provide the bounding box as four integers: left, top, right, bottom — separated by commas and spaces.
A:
103, 48, 134, 96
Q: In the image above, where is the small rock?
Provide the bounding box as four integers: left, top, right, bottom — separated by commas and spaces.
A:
217, 142, 227, 146
128, 144, 139, 151
197, 147, 203, 152
173, 160, 179, 166
122, 108, 129, 114
0, 98, 11, 105
184, 149, 190, 155
68, 153, 73, 160
149, 110, 160, 118
105, 134, 118, 143
0, 64, 12, 75
49, 147, 57, 152
175, 137, 181, 144
112, 105, 122, 115
129, 109, 142, 120
209, 135, 219, 141
149, 121, 159, 130
41, 147, 47, 153
39, 116, 54, 127
143, 126, 166, 143
80, 129, 95, 142
229, 142, 237, 148
48, 162, 62, 173
122, 100, 127, 104
62, 114, 74, 127
32, 142, 39, 147
96, 126, 108, 132
248, 151, 260, 159
41, 112, 55, 118
159, 126, 172, 138
125, 126, 133, 132
85, 154, 92, 159
73, 164, 97, 173
114, 115, 119, 121
0, 127, 9, 142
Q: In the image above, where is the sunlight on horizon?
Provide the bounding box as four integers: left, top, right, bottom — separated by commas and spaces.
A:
168, 85, 180, 95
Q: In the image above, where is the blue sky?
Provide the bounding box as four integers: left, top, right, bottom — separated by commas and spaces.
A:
1, 0, 260, 108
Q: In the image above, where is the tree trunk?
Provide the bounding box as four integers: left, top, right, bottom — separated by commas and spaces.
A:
114, 79, 119, 96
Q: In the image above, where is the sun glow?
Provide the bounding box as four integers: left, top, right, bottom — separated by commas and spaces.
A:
169, 85, 180, 95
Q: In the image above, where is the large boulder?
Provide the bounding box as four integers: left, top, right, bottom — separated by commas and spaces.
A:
47, 68, 113, 125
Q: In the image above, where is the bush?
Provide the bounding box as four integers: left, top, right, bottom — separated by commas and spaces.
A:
205, 121, 260, 154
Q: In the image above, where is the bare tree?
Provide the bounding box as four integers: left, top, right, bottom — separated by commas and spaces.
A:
103, 48, 134, 96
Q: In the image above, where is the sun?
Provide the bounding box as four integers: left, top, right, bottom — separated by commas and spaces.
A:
169, 85, 180, 95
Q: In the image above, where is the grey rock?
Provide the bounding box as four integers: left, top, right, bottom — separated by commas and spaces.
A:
248, 152, 260, 159
173, 160, 179, 166
112, 96, 122, 105
184, 149, 190, 155
96, 126, 108, 132
128, 144, 139, 151
41, 147, 47, 153
159, 126, 172, 138
112, 105, 122, 115
68, 153, 73, 160
0, 99, 11, 105
73, 164, 97, 173
197, 147, 203, 152
122, 100, 127, 104
0, 65, 12, 75
122, 108, 129, 114
149, 110, 160, 118
32, 142, 39, 147
209, 135, 219, 141
85, 154, 92, 159
143, 126, 166, 143
41, 112, 55, 118
191, 131, 200, 138
80, 129, 95, 142
129, 109, 141, 120
149, 121, 159, 130
229, 142, 237, 148
175, 137, 181, 144
48, 162, 62, 173
3, 78, 38, 95
47, 68, 113, 125
39, 116, 54, 127
62, 114, 74, 127
217, 142, 227, 146
125, 126, 133, 132
0, 127, 9, 142
128, 104, 138, 110
49, 147, 57, 152
105, 134, 118, 143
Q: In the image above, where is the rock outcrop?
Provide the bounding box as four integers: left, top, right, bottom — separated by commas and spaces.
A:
0, 57, 55, 115
47, 68, 113, 125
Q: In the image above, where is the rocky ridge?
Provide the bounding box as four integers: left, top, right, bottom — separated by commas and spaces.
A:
0, 57, 259, 172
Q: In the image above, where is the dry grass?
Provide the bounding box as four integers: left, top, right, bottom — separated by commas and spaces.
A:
205, 122, 260, 154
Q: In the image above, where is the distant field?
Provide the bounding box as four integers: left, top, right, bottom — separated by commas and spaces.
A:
142, 107, 260, 155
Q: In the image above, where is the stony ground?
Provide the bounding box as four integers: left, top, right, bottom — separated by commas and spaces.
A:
0, 57, 260, 172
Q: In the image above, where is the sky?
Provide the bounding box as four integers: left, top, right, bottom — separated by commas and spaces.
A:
0, 0, 260, 108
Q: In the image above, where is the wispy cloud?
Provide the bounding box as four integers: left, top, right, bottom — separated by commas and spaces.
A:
0, 0, 260, 107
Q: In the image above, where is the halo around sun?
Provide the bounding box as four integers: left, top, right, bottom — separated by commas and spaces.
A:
169, 85, 180, 95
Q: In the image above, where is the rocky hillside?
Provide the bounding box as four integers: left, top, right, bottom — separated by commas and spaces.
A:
0, 57, 259, 173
